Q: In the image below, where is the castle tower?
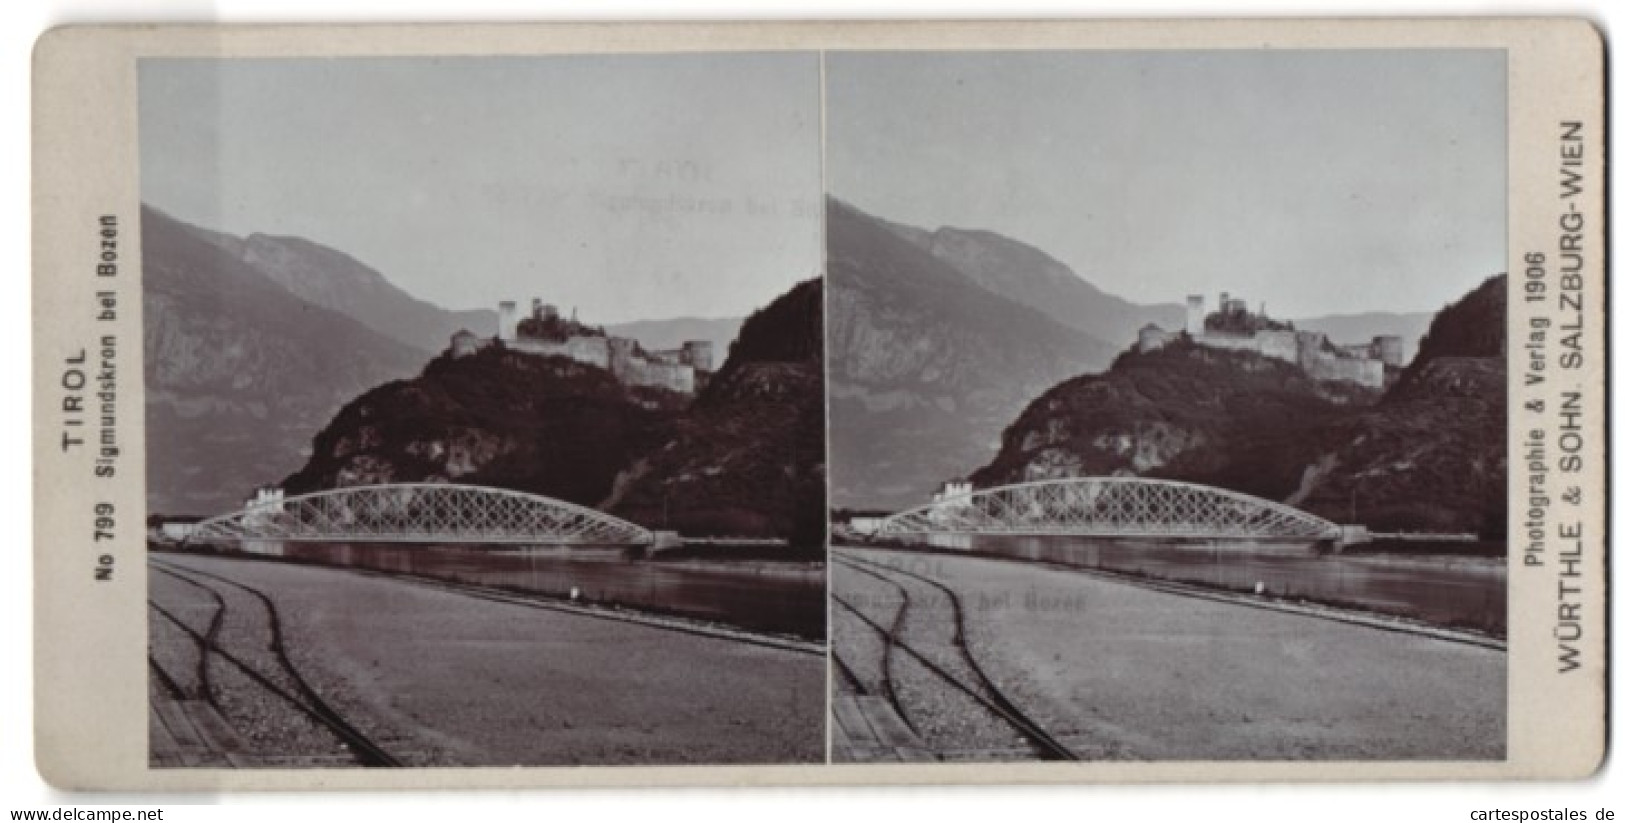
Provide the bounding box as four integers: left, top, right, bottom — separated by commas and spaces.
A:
449, 329, 482, 358
1137, 323, 1169, 353
1185, 294, 1205, 336
682, 340, 715, 372
606, 336, 637, 380
1372, 335, 1404, 367
607, 336, 637, 361
498, 301, 518, 341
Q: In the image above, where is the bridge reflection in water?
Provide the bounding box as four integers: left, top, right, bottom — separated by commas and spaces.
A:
911, 533, 1505, 635
181, 484, 825, 640
858, 476, 1499, 635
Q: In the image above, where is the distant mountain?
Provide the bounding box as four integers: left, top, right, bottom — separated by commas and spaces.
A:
607, 279, 825, 545
827, 198, 1118, 511
142, 206, 427, 515
605, 316, 742, 360
209, 222, 747, 359
225, 232, 496, 354
880, 216, 1185, 349
1294, 311, 1433, 366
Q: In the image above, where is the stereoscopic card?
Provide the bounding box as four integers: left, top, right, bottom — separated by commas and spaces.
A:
31, 20, 1605, 789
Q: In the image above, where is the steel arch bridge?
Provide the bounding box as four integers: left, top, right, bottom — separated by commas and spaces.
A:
868, 477, 1341, 541
186, 483, 655, 546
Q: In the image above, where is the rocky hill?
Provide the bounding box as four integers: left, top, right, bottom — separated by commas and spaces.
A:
281, 346, 686, 506
968, 274, 1508, 535
282, 279, 825, 545
606, 279, 825, 546
970, 341, 1379, 502
827, 198, 1118, 510
142, 205, 427, 515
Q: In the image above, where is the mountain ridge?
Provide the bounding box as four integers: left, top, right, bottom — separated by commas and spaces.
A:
141, 205, 428, 515
826, 198, 1117, 510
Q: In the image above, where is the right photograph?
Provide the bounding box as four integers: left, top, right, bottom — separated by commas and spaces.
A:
825, 50, 1508, 763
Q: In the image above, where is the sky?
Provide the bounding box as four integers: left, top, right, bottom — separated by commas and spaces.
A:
826, 50, 1507, 318
139, 55, 822, 322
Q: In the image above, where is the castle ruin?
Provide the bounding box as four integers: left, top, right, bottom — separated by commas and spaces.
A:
1137, 292, 1402, 390
447, 299, 715, 395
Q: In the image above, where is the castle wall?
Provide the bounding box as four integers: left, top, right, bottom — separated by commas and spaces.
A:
644, 361, 694, 393
1254, 329, 1299, 362
1304, 355, 1385, 389
507, 335, 611, 369
1192, 332, 1263, 355
1197, 330, 1303, 363
617, 357, 694, 393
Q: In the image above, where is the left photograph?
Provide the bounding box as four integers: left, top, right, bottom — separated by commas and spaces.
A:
139, 55, 827, 767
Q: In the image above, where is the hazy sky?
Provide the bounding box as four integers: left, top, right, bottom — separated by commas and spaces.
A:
140, 55, 822, 322
827, 50, 1506, 318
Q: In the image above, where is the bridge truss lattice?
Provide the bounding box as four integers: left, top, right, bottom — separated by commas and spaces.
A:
873, 477, 1340, 541
187, 483, 654, 545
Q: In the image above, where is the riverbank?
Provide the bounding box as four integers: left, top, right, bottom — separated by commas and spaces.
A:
852, 534, 1505, 636
836, 546, 1506, 761
150, 552, 826, 767
158, 539, 826, 640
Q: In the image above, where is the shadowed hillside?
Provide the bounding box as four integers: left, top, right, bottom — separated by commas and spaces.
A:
607, 278, 826, 546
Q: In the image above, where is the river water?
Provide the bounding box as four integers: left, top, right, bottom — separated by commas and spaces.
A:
215, 541, 826, 640
909, 534, 1505, 635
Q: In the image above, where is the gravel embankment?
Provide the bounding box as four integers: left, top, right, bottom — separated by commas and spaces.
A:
832, 560, 1028, 757
841, 546, 1506, 761
148, 567, 360, 762
829, 584, 888, 698
154, 552, 825, 766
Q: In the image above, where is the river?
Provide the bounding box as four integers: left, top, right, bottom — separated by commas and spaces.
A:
178, 540, 827, 640
904, 534, 1505, 635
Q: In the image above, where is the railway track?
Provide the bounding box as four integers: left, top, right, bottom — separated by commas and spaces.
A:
831, 551, 1078, 762
148, 558, 402, 767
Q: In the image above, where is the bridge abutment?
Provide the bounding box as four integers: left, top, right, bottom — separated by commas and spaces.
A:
649, 531, 684, 554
